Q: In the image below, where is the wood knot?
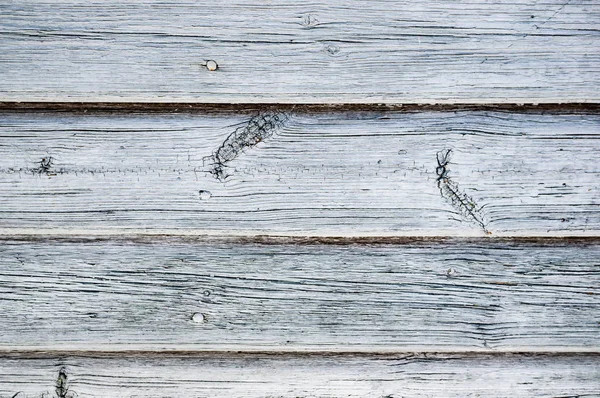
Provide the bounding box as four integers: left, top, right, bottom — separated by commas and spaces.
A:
300, 14, 319, 28
325, 44, 340, 56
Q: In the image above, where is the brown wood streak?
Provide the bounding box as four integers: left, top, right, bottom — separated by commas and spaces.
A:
0, 350, 599, 359
2, 235, 600, 246
1, 102, 600, 114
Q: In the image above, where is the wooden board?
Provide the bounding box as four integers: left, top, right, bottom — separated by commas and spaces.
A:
1, 0, 599, 103
1, 109, 599, 236
1, 238, 598, 351
0, 353, 598, 397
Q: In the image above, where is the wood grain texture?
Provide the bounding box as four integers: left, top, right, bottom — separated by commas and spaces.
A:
0, 353, 598, 397
1, 0, 599, 103
0, 239, 598, 350
1, 110, 599, 236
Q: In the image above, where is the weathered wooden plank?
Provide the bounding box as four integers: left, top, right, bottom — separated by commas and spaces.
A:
1, 110, 599, 236
1, 0, 599, 103
0, 353, 598, 397
0, 238, 598, 350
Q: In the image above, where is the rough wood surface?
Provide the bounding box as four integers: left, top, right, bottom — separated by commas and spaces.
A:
0, 353, 598, 397
1, 110, 599, 236
1, 0, 599, 103
0, 239, 598, 350
3, 2, 599, 392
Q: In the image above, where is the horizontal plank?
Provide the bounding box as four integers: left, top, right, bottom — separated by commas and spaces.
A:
0, 239, 598, 350
0, 353, 598, 397
1, 110, 599, 236
1, 0, 599, 103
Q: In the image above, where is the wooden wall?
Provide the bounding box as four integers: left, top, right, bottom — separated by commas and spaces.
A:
1, 1, 599, 396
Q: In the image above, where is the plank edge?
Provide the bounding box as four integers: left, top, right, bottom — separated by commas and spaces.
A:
2, 102, 600, 114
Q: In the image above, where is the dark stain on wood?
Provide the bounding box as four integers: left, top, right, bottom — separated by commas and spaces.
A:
2, 235, 600, 246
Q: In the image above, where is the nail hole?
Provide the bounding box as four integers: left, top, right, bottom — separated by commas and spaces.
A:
199, 190, 212, 200
191, 312, 206, 323
205, 60, 218, 71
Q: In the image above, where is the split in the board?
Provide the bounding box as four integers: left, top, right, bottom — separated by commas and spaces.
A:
436, 149, 490, 234
203, 111, 290, 181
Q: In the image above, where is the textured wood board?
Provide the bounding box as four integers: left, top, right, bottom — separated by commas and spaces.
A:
2, 1, 599, 392
1, 110, 599, 236
0, 238, 598, 350
0, 353, 598, 397
1, 0, 599, 103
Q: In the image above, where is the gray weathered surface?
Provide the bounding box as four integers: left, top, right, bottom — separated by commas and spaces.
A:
2, 1, 600, 391
1, 238, 598, 350
1, 0, 599, 103
0, 353, 598, 397
1, 110, 599, 236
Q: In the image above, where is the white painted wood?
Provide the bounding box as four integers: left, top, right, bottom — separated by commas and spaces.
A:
1, 110, 599, 236
1, 0, 599, 103
0, 239, 598, 350
0, 353, 598, 397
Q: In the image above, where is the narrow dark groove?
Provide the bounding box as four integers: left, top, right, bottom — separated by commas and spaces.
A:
0, 350, 598, 360
1, 102, 600, 114
0, 234, 599, 246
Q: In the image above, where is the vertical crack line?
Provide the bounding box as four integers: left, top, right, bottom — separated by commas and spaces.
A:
204, 111, 289, 181
436, 149, 490, 234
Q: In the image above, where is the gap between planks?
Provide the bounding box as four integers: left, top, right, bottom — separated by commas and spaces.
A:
2, 233, 600, 244
2, 102, 600, 114
1, 348, 599, 358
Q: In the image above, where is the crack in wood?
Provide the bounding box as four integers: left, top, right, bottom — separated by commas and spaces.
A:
204, 111, 289, 181
436, 149, 490, 234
